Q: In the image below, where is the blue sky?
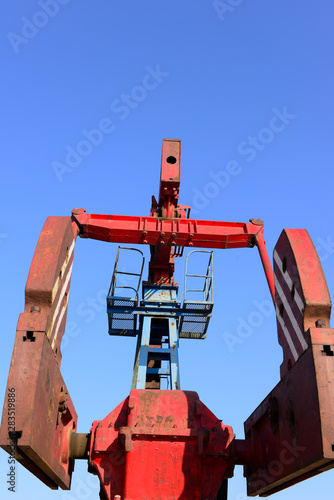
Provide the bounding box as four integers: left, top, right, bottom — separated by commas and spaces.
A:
1, 1, 334, 499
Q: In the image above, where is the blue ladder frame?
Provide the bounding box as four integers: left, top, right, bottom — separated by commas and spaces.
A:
131, 284, 181, 390
132, 315, 180, 390
106, 250, 214, 390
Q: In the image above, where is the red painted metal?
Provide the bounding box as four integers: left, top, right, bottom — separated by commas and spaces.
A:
71, 139, 276, 289
72, 212, 261, 248
72, 211, 275, 294
242, 229, 334, 496
90, 390, 235, 500
0, 216, 79, 489
157, 138, 181, 219
253, 221, 275, 305
149, 139, 183, 283
0, 333, 77, 489
274, 229, 331, 377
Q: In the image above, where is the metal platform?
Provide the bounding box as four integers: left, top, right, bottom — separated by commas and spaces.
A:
179, 301, 213, 339
107, 247, 145, 336
179, 250, 214, 339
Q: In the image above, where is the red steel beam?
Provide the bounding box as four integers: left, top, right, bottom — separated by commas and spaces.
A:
149, 139, 182, 283
255, 226, 276, 305
158, 138, 181, 217
72, 209, 276, 302
72, 211, 263, 249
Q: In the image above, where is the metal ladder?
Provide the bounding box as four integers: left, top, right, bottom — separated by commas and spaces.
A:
131, 284, 181, 390
132, 315, 180, 390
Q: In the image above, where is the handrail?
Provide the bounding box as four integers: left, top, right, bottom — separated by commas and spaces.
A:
108, 246, 145, 301
181, 250, 214, 304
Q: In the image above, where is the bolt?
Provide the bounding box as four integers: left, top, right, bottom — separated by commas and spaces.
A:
58, 388, 69, 414
8, 430, 22, 441
249, 218, 264, 226
72, 208, 86, 215
61, 451, 68, 464
30, 306, 41, 313
172, 232, 176, 238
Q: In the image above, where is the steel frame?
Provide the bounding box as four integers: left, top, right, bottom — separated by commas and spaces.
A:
1, 139, 333, 499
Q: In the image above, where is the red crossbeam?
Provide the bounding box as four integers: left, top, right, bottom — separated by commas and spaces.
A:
72, 212, 262, 249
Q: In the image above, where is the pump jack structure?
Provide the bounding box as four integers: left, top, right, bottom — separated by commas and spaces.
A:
1, 139, 333, 499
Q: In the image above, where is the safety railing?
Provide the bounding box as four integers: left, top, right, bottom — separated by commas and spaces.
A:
179, 250, 214, 339
107, 247, 145, 336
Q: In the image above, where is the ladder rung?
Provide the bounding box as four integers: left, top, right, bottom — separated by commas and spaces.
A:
148, 347, 171, 354
115, 271, 142, 276
148, 352, 170, 361
186, 273, 211, 278
147, 368, 171, 375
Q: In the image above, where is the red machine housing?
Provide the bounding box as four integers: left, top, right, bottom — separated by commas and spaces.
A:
91, 390, 235, 499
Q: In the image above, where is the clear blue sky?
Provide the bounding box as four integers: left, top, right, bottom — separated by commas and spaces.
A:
1, 1, 334, 499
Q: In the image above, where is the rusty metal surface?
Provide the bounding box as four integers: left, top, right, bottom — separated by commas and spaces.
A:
0, 332, 77, 489
90, 390, 235, 500
158, 138, 181, 218
274, 228, 331, 377
242, 229, 334, 496
69, 433, 90, 460
243, 327, 334, 496
18, 216, 77, 363
0, 216, 79, 489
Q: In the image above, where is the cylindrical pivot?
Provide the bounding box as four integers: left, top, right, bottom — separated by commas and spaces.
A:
69, 432, 90, 459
